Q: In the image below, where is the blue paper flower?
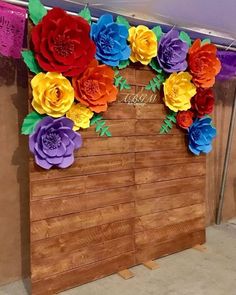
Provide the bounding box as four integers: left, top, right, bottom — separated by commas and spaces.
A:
188, 117, 216, 155
91, 14, 131, 66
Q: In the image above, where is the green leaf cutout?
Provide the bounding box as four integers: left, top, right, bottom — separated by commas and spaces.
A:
118, 59, 130, 70
114, 68, 131, 91
179, 31, 192, 47
116, 16, 130, 29
28, 0, 47, 25
160, 111, 177, 134
78, 6, 92, 24
145, 71, 166, 92
149, 59, 162, 73
90, 114, 112, 137
201, 38, 211, 45
152, 25, 163, 41
21, 111, 45, 135
21, 50, 43, 74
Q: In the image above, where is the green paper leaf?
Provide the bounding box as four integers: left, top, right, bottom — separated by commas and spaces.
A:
114, 69, 131, 91
118, 59, 130, 69
28, 0, 47, 25
90, 114, 102, 125
21, 111, 44, 135
145, 72, 166, 93
159, 111, 177, 134
78, 6, 92, 24
90, 114, 112, 137
152, 26, 163, 41
116, 16, 130, 29
179, 31, 192, 47
149, 59, 162, 73
21, 50, 43, 74
201, 38, 211, 45
105, 130, 112, 137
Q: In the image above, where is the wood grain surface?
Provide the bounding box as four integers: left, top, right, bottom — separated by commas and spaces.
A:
30, 65, 206, 294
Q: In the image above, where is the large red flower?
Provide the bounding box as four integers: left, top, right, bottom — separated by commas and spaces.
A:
72, 60, 118, 113
191, 88, 214, 117
188, 39, 221, 88
31, 8, 96, 77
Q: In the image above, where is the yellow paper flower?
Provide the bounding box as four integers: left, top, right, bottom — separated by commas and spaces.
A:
31, 72, 74, 118
163, 72, 197, 112
128, 25, 157, 65
66, 103, 93, 131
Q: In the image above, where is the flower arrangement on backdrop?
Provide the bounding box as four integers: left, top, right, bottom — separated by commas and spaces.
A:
21, 0, 221, 170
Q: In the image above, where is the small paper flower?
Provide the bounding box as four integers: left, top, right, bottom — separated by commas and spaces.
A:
188, 117, 216, 155
176, 110, 194, 129
29, 117, 82, 169
191, 88, 215, 117
66, 103, 94, 131
31, 8, 96, 77
31, 72, 74, 118
188, 39, 221, 88
157, 30, 188, 73
128, 25, 157, 65
163, 72, 197, 112
90, 14, 130, 66
72, 59, 118, 113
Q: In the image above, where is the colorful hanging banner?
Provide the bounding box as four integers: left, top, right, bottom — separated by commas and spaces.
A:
0, 1, 26, 58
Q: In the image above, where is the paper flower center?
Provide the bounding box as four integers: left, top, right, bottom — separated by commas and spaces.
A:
43, 131, 62, 149
54, 35, 75, 57
192, 129, 201, 141
84, 80, 100, 96
164, 47, 174, 61
195, 58, 205, 71
99, 33, 114, 52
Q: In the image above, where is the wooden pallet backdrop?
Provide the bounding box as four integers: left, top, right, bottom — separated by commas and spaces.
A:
29, 64, 206, 294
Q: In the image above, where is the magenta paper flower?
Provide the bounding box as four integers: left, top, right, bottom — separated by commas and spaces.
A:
29, 116, 82, 169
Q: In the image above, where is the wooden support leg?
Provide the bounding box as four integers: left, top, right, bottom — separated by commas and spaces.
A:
193, 244, 207, 252
118, 269, 134, 280
143, 260, 160, 270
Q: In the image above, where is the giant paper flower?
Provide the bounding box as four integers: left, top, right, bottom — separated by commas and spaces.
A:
188, 39, 221, 88
128, 25, 157, 65
31, 72, 74, 118
90, 14, 130, 66
176, 110, 194, 129
72, 59, 118, 113
29, 117, 82, 169
188, 117, 216, 155
66, 103, 94, 131
157, 30, 188, 73
163, 72, 196, 112
31, 8, 96, 77
191, 88, 214, 117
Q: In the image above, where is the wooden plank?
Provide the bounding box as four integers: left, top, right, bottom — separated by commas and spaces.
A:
135, 203, 205, 233
30, 153, 135, 182
142, 260, 160, 270
193, 244, 207, 252
135, 119, 182, 135
135, 230, 205, 264
135, 150, 205, 168
118, 269, 134, 280
31, 202, 135, 241
77, 137, 135, 156
32, 252, 135, 295
135, 104, 166, 119
135, 162, 206, 184
31, 186, 135, 221
135, 135, 186, 152
135, 218, 205, 248
136, 190, 204, 217
32, 236, 134, 281
135, 176, 205, 200
32, 219, 134, 260
102, 103, 136, 119
31, 169, 135, 199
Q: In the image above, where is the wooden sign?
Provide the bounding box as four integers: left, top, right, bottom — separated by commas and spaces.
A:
29, 65, 206, 294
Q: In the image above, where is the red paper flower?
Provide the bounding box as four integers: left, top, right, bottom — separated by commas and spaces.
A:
191, 88, 214, 117
31, 8, 96, 77
72, 59, 118, 113
176, 110, 194, 129
188, 39, 221, 88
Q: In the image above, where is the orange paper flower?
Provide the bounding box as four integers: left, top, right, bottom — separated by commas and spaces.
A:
188, 39, 221, 88
72, 60, 118, 113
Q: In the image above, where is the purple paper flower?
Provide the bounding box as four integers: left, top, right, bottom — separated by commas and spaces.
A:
29, 116, 82, 170
157, 30, 188, 73
217, 50, 236, 80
